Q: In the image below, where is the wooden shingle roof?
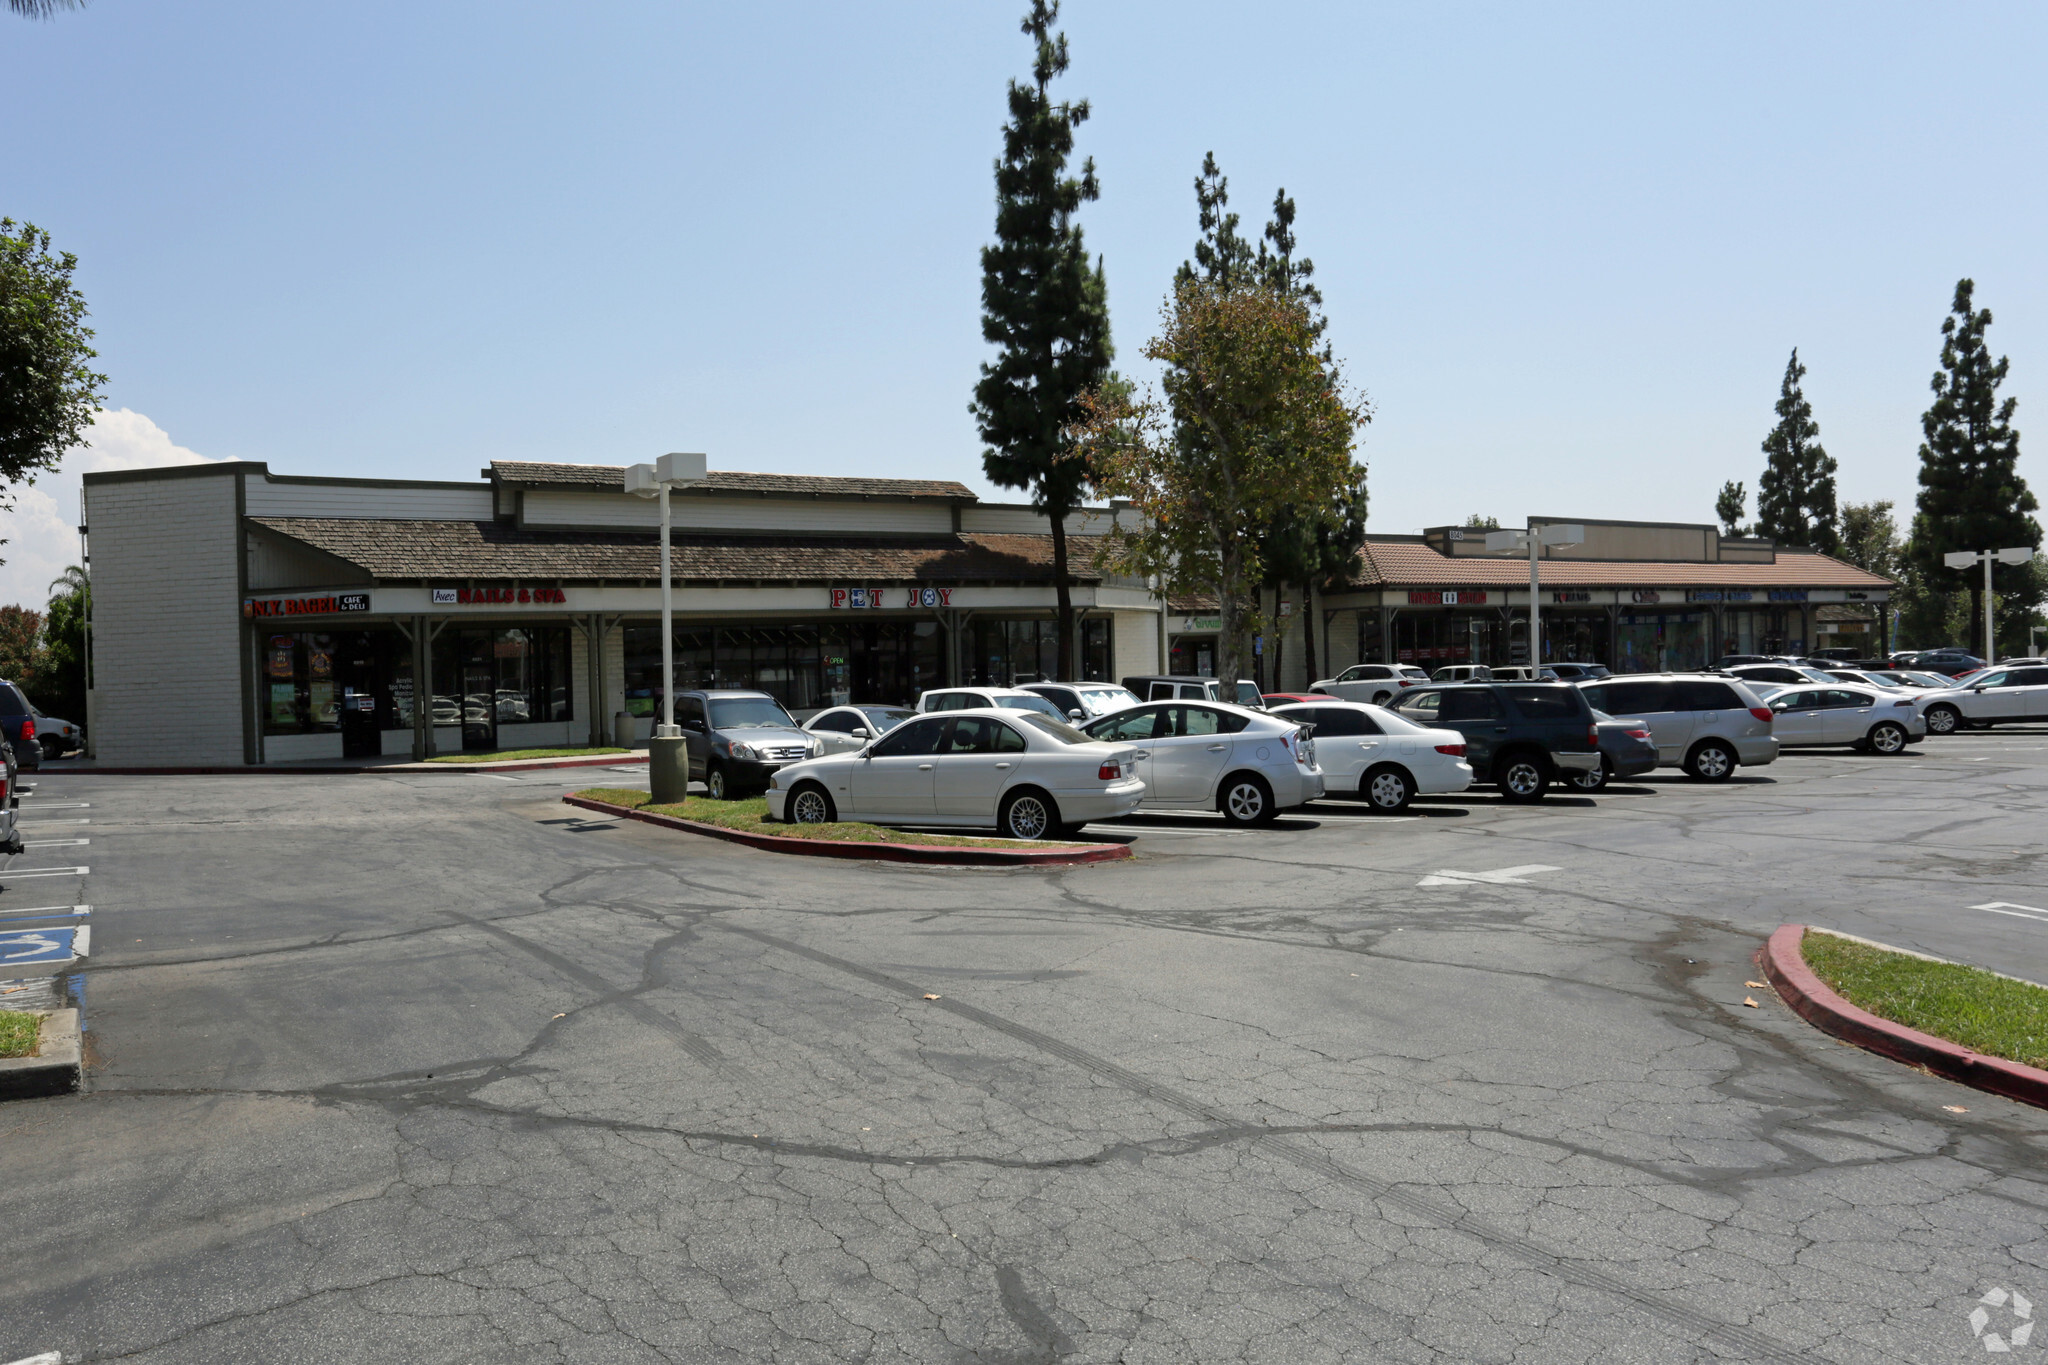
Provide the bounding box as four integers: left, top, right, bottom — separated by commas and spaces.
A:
1355, 538, 1893, 589
249, 518, 1101, 584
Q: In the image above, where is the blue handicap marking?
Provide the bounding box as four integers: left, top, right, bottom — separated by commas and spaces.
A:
0, 926, 89, 965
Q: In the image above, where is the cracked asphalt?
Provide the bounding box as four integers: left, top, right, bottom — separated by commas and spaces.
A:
3, 728, 2046, 1363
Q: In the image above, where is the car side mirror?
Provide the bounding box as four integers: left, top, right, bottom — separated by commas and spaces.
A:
851, 726, 872, 739
1068, 709, 1084, 720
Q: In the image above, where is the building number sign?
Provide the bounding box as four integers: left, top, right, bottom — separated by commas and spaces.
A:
830, 587, 953, 609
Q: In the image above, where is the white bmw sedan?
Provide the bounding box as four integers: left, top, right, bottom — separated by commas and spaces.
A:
1267, 700, 1473, 812
1079, 699, 1325, 824
765, 708, 1145, 840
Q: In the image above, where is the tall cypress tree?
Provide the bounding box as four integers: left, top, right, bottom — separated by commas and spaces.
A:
972, 0, 1113, 681
1754, 349, 1839, 553
1907, 279, 2041, 656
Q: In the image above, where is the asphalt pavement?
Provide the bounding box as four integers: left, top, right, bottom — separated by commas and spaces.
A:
2, 730, 2046, 1363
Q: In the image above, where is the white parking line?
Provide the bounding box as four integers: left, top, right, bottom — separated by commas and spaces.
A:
16, 817, 88, 825
1418, 864, 1561, 887
4, 1350, 63, 1365
0, 904, 90, 926
24, 839, 88, 848
1972, 901, 2048, 925
19, 802, 90, 810
2, 866, 89, 878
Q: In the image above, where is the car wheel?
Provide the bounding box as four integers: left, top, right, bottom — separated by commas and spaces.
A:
1570, 756, 1611, 791
998, 788, 1059, 840
1219, 772, 1277, 825
704, 762, 731, 801
1496, 752, 1549, 803
1361, 764, 1413, 813
1924, 704, 1960, 735
40, 738, 62, 762
787, 782, 836, 824
1371, 690, 1392, 705
1684, 740, 1735, 782
1867, 722, 1909, 755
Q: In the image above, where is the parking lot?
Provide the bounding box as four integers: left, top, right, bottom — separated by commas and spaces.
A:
3, 728, 2047, 1363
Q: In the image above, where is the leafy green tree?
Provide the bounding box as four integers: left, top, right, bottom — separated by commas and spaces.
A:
1715, 481, 1747, 537
2, 220, 108, 559
1755, 349, 1838, 553
0, 604, 40, 691
1906, 279, 2042, 656
37, 565, 88, 721
970, 0, 1113, 680
1076, 280, 1370, 699
1462, 513, 1499, 530
1837, 501, 1902, 580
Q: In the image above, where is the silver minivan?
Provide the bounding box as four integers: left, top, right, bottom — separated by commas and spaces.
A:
1576, 674, 1778, 781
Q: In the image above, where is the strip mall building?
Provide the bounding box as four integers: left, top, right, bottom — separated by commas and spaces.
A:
80, 462, 1892, 766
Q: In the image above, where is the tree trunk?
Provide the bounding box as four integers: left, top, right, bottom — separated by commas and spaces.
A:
1216, 542, 1246, 703
1051, 511, 1074, 680
1303, 581, 1318, 685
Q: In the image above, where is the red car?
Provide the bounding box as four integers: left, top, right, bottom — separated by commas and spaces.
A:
1259, 692, 1323, 707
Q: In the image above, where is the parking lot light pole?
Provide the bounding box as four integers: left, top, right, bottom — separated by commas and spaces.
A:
1484, 524, 1583, 669
625, 453, 710, 802
1943, 546, 2035, 662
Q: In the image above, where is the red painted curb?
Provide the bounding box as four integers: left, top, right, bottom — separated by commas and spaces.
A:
1758, 924, 2048, 1111
561, 794, 1132, 867
34, 754, 647, 777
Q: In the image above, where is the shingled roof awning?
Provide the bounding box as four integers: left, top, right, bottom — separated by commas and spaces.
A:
248, 517, 1102, 584
487, 460, 976, 502
1354, 539, 1893, 590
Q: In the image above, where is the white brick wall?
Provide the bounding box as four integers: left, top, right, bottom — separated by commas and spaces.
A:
86, 470, 247, 766
1109, 610, 1160, 681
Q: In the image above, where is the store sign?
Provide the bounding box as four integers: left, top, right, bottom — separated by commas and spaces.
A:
1551, 590, 1591, 603
1768, 589, 1809, 602
1179, 616, 1222, 632
829, 587, 954, 609
1685, 590, 1754, 603
244, 593, 369, 619
1846, 591, 1869, 601
431, 586, 568, 605
1631, 590, 1663, 604
1408, 590, 1486, 605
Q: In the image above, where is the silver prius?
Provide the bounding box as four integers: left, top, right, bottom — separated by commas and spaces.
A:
766, 708, 1146, 840
1079, 700, 1325, 825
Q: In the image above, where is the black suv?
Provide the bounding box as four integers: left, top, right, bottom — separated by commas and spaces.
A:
1390, 682, 1601, 801
0, 680, 42, 772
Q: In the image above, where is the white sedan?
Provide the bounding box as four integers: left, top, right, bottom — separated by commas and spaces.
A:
1754, 683, 1927, 753
802, 704, 916, 755
1079, 699, 1325, 824
1267, 700, 1473, 812
766, 707, 1145, 840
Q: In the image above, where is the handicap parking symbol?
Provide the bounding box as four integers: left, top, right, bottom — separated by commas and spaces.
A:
0, 927, 88, 966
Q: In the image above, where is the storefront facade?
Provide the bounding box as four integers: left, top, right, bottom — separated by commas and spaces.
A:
82, 460, 1164, 766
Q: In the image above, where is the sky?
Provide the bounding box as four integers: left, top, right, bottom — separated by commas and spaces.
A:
4, 1, 2045, 605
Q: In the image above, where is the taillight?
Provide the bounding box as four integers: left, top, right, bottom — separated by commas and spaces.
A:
1098, 762, 1121, 781
1588, 724, 1600, 747
1435, 743, 1465, 757
1626, 728, 1650, 739
1749, 708, 1773, 723
20, 718, 33, 741
0, 776, 9, 803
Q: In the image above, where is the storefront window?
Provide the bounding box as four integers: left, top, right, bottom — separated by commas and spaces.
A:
263, 629, 415, 736
1170, 635, 1216, 676
624, 621, 942, 716
1392, 612, 1506, 667
429, 627, 574, 748
1615, 612, 1707, 672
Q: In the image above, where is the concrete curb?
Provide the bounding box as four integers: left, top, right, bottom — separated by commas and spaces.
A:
561, 794, 1132, 867
1757, 924, 2048, 1112
0, 1008, 81, 1102
37, 753, 646, 777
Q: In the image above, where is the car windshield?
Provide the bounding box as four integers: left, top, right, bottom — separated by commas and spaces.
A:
1367, 705, 1429, 735
996, 694, 1067, 719
1077, 687, 1140, 716
709, 698, 800, 729
858, 707, 915, 728
1013, 712, 1093, 744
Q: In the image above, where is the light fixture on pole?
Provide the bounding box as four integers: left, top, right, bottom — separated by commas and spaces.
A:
626, 452, 709, 803
1943, 545, 2035, 663
1484, 523, 1584, 670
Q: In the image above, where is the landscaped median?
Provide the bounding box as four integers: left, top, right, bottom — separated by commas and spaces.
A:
0, 1008, 82, 1101
425, 746, 632, 764
1758, 924, 2048, 1111
564, 788, 1131, 867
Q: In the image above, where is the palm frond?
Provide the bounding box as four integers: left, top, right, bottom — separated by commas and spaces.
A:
8, 0, 88, 18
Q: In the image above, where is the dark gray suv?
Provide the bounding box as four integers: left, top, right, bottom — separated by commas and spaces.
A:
676, 690, 823, 799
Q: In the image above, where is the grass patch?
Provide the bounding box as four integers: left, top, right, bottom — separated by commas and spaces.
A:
426, 746, 631, 764
572, 787, 1091, 850
0, 1010, 40, 1059
1802, 929, 2048, 1070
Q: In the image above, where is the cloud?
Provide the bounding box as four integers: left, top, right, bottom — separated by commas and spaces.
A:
0, 409, 233, 609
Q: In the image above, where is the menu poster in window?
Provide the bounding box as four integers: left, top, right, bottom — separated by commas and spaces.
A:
310, 681, 337, 725
309, 638, 334, 680
270, 683, 297, 725
268, 635, 295, 680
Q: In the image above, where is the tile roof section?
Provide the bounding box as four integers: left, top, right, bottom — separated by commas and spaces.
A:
249, 518, 1102, 584
1354, 539, 1893, 589
489, 461, 975, 501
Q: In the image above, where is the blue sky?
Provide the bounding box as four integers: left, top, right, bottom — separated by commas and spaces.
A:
4, 0, 2044, 599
